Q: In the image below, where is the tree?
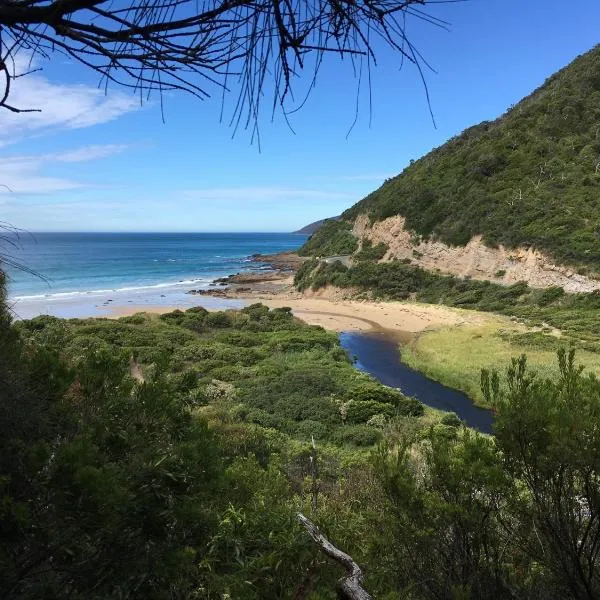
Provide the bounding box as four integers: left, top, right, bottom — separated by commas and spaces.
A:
488, 351, 600, 600
0, 0, 443, 133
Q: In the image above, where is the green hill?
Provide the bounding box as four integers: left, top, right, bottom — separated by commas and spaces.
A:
293, 216, 338, 234
304, 45, 600, 269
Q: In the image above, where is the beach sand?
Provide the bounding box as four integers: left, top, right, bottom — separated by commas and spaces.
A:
108, 295, 491, 336
262, 298, 490, 334
15, 251, 494, 335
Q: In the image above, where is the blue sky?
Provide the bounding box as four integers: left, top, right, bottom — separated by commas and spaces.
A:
1, 0, 599, 232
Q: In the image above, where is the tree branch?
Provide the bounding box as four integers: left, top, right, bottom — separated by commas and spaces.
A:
297, 512, 373, 600
0, 0, 443, 131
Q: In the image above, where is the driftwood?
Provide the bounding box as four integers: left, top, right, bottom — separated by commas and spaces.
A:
297, 512, 373, 600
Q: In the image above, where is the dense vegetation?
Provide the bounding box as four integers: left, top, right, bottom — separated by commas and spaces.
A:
3, 277, 600, 598
295, 258, 600, 351
298, 219, 358, 257
302, 46, 600, 269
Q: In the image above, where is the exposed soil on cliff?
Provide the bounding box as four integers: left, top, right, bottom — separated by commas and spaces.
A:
353, 215, 600, 294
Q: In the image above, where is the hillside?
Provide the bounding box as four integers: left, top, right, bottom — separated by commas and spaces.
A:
302, 45, 600, 282
293, 216, 338, 234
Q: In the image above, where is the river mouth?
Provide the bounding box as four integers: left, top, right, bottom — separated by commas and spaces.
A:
338, 330, 494, 434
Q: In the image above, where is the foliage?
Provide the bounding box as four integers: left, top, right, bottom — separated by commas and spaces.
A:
488, 350, 600, 599
375, 429, 514, 599
297, 258, 600, 351
354, 239, 389, 262
6, 274, 600, 598
343, 45, 600, 268
298, 219, 358, 257
332, 424, 383, 446
294, 257, 321, 291
343, 400, 396, 423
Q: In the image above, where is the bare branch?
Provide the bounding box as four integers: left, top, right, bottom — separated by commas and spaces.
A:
0, 0, 445, 130
297, 512, 373, 600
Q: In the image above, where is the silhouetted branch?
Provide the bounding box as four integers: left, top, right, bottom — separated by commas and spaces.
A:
1, 0, 448, 134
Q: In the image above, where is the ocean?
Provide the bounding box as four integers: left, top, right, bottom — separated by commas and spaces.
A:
2, 232, 307, 319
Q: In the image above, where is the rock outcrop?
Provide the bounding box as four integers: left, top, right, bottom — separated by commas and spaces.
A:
353, 215, 600, 293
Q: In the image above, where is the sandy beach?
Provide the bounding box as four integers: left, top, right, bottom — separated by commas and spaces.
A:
108, 289, 491, 337
13, 250, 494, 336
260, 297, 490, 335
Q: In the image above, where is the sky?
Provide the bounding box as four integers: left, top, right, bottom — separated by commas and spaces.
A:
1, 0, 599, 232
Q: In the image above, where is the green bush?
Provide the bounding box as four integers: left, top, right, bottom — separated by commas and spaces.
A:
355, 239, 388, 262
332, 424, 382, 446
298, 219, 358, 257
397, 396, 425, 417
347, 383, 406, 406
205, 311, 233, 328
344, 400, 396, 424
293, 420, 330, 440
246, 409, 289, 431
440, 412, 463, 427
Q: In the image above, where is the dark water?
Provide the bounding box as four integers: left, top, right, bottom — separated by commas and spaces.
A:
339, 331, 494, 434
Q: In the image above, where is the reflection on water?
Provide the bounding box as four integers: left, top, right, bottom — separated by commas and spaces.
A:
339, 331, 494, 434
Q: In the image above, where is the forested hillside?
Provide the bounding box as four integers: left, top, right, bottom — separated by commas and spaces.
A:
304, 46, 600, 270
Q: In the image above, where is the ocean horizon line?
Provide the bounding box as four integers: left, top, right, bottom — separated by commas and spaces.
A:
5, 231, 309, 236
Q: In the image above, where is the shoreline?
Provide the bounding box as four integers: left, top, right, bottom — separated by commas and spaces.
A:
11, 250, 498, 340
106, 251, 497, 337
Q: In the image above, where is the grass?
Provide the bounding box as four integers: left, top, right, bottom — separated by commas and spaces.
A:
402, 319, 600, 406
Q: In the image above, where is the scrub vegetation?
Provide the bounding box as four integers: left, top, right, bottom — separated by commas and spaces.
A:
402, 320, 600, 404
303, 46, 600, 269
3, 289, 600, 598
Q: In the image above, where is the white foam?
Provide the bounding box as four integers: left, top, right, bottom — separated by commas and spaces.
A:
12, 277, 214, 302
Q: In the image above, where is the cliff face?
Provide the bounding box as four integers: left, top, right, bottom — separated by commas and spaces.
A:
353, 215, 600, 293
300, 45, 600, 290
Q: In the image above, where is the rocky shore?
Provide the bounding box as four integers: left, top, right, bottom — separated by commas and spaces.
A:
187, 251, 307, 299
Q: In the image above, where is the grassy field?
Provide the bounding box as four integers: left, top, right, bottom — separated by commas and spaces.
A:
402, 318, 600, 406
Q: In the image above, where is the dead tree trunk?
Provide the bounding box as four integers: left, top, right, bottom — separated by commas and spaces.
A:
297, 512, 373, 600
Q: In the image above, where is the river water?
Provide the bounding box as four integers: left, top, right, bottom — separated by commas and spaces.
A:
339, 331, 494, 434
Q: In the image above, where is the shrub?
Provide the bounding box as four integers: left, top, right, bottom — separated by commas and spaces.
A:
346, 383, 405, 406
440, 412, 463, 427
344, 400, 396, 424
273, 396, 341, 424
366, 413, 388, 428
205, 311, 233, 328
397, 396, 425, 417
332, 425, 382, 446
298, 219, 358, 257
118, 314, 148, 325
293, 420, 330, 440
205, 379, 237, 402
246, 409, 288, 431
159, 309, 186, 325
241, 303, 270, 320
355, 239, 388, 262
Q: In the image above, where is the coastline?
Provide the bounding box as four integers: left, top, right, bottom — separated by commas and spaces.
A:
12, 249, 496, 340
106, 251, 497, 338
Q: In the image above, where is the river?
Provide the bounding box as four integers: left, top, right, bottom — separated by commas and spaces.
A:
339, 331, 494, 434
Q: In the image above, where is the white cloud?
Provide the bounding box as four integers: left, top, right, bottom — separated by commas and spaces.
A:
0, 54, 140, 144
0, 144, 128, 194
